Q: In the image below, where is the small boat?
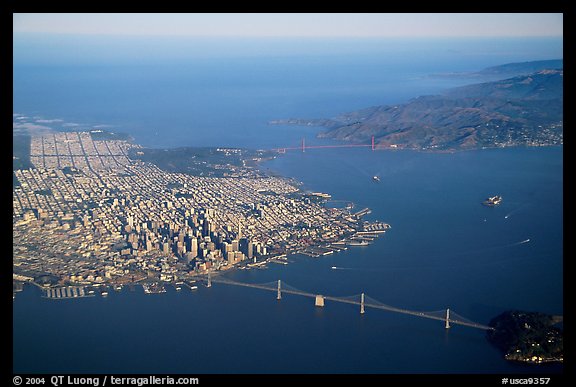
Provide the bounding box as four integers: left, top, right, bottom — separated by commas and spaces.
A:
372, 176, 380, 182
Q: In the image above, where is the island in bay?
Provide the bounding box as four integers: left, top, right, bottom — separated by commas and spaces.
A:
13, 125, 389, 298
270, 60, 563, 152
487, 311, 563, 364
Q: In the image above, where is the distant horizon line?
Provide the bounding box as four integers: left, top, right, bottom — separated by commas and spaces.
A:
13, 32, 563, 39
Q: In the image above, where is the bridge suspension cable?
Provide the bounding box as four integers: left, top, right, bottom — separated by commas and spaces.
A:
271, 136, 378, 153
204, 275, 493, 330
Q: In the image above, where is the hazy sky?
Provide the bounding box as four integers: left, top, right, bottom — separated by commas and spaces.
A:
13, 13, 563, 37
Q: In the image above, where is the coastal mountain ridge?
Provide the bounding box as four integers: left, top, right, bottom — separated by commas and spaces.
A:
429, 59, 563, 80
475, 59, 563, 77
271, 60, 563, 151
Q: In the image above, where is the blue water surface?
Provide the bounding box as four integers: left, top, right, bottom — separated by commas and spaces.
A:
13, 37, 563, 374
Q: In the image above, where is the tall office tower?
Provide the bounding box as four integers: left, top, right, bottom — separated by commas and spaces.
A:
247, 242, 253, 259
189, 237, 198, 258
222, 241, 230, 255
162, 241, 170, 254
239, 237, 253, 259
216, 233, 224, 247
176, 242, 184, 255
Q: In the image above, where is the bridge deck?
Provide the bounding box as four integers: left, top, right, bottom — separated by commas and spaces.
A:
208, 277, 493, 331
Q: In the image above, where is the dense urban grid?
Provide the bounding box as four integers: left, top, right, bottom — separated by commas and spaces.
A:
13, 130, 387, 293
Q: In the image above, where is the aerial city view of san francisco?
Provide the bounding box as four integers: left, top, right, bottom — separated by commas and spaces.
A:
13, 13, 563, 377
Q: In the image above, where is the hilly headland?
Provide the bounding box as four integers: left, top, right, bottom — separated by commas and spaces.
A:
270, 60, 563, 152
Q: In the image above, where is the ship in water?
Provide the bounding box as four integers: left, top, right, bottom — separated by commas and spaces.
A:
372, 175, 380, 182
142, 282, 167, 294
347, 240, 369, 246
482, 195, 502, 206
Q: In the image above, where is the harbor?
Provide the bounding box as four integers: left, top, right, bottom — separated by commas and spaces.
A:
42, 285, 94, 300
299, 223, 390, 257
142, 282, 167, 294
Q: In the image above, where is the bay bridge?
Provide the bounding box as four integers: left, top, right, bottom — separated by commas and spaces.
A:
203, 273, 494, 331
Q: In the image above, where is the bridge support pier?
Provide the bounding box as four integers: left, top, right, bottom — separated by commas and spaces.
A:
315, 295, 325, 307
277, 280, 282, 300
445, 308, 450, 329
360, 293, 365, 314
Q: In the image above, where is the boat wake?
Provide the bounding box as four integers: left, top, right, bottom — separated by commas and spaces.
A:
475, 238, 531, 251
329, 239, 532, 273
512, 238, 531, 246
504, 203, 529, 219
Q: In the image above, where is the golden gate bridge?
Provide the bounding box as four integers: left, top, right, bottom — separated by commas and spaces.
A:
272, 136, 378, 153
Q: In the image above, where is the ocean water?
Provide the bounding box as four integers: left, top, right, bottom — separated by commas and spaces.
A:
13, 38, 563, 374
13, 37, 563, 150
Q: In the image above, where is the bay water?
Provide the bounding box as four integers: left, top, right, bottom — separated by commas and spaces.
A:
13, 38, 563, 373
